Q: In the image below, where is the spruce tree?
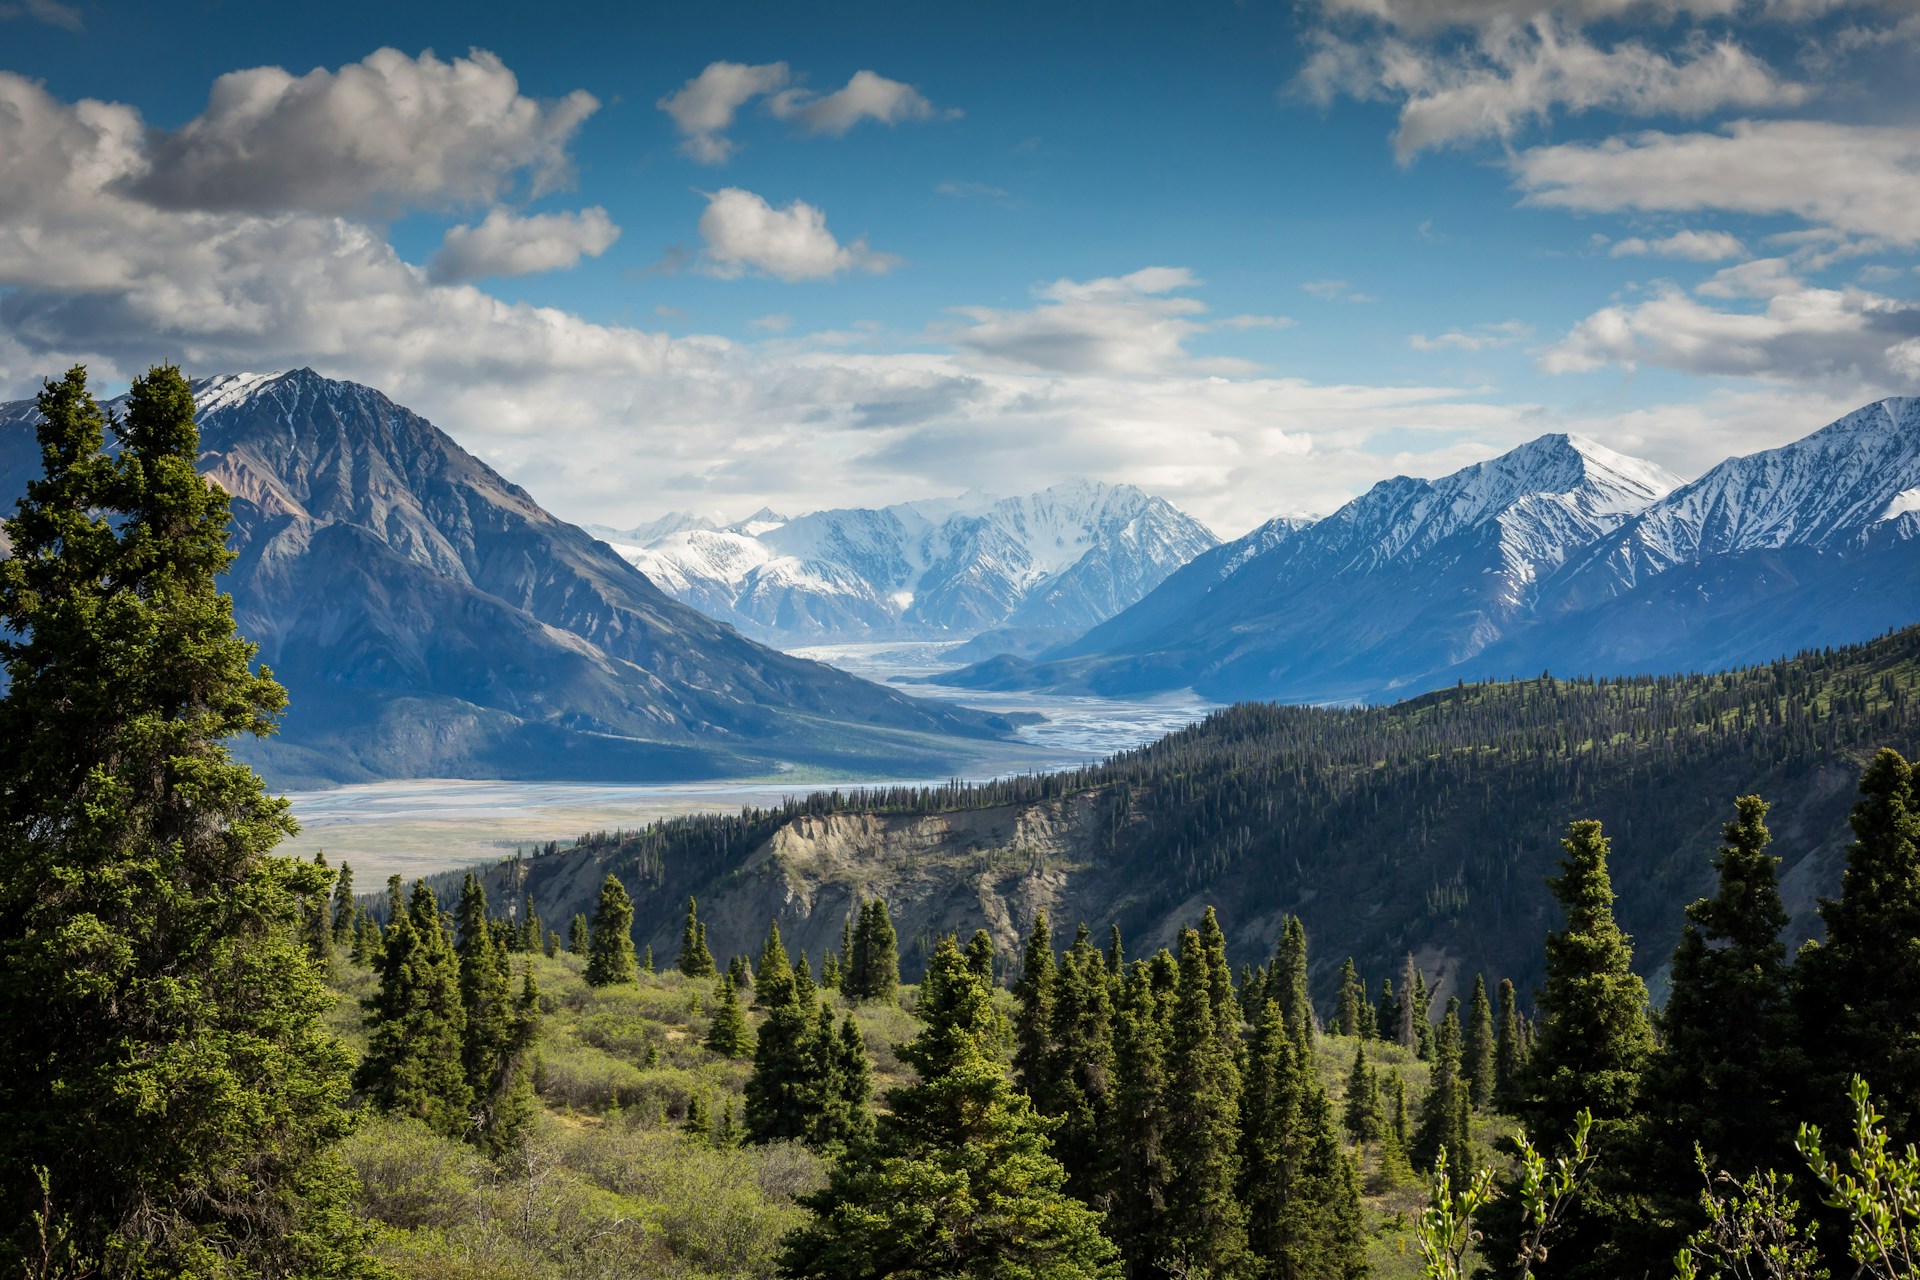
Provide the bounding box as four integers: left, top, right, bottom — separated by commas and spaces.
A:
707, 972, 754, 1058
1014, 910, 1058, 1107
966, 928, 996, 984
833, 1014, 876, 1150
1334, 957, 1365, 1037
846, 897, 900, 1004
331, 860, 357, 945
0, 366, 374, 1277
1499, 818, 1656, 1280
1463, 974, 1497, 1110
359, 881, 472, 1138
567, 912, 589, 955
678, 895, 716, 977
1638, 794, 1795, 1258
821, 950, 841, 988
1412, 967, 1435, 1059
1107, 923, 1125, 973
1494, 977, 1523, 1107
454, 873, 523, 1151
584, 874, 639, 987
518, 889, 541, 953
1376, 977, 1398, 1048
1109, 957, 1175, 1271
1413, 998, 1472, 1174
1243, 1000, 1368, 1280
1271, 915, 1313, 1045
304, 852, 336, 965
1342, 1041, 1385, 1144
1047, 923, 1117, 1205
778, 936, 1120, 1280
1199, 905, 1240, 1040
641, 943, 654, 974
756, 921, 795, 1007
1397, 955, 1420, 1050
1796, 751, 1920, 1142
1159, 927, 1249, 1278
746, 964, 825, 1145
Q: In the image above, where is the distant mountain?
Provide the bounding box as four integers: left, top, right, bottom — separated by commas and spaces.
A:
0, 370, 1018, 787
582, 511, 720, 546
936, 433, 1684, 701
609, 481, 1218, 645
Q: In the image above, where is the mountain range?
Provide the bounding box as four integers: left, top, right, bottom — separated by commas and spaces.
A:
596, 483, 1218, 647
932, 399, 1920, 702
0, 370, 1019, 788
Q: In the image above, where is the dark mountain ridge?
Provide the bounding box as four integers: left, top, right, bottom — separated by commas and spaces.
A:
0, 369, 1016, 787
444, 626, 1920, 1010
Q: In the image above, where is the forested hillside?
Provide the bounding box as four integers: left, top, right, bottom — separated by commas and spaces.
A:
450, 626, 1920, 1003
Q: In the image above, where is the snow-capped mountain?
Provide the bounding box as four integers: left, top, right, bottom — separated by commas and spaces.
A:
0, 369, 1015, 786
610, 481, 1219, 644
1550, 397, 1920, 608
940, 402, 1920, 702
940, 433, 1686, 701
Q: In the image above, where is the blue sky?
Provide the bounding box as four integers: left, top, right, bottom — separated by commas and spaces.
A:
2, 0, 1918, 535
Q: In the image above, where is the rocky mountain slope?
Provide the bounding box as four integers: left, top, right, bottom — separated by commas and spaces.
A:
0, 370, 1017, 787
451, 627, 1920, 1006
608, 481, 1218, 645
936, 433, 1684, 701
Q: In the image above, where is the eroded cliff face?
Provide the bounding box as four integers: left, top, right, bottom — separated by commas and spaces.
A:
638, 796, 1123, 977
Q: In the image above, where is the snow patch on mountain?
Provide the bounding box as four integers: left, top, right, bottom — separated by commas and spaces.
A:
617, 480, 1217, 643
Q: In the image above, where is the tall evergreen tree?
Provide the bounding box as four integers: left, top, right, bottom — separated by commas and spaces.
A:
1047, 923, 1118, 1206
567, 912, 589, 956
1494, 977, 1523, 1107
966, 928, 996, 984
756, 920, 795, 1008
1796, 751, 1920, 1143
1413, 998, 1472, 1174
778, 936, 1120, 1280
1199, 906, 1240, 1040
1158, 927, 1249, 1278
678, 895, 717, 977
1015, 910, 1058, 1106
1270, 915, 1312, 1044
1498, 818, 1657, 1280
303, 852, 336, 965
845, 897, 901, 1004
1638, 794, 1795, 1258
331, 860, 357, 945
1376, 977, 1398, 1050
1109, 957, 1176, 1275
707, 972, 754, 1058
1334, 957, 1365, 1037
453, 873, 525, 1152
1463, 974, 1497, 1110
1342, 1042, 1385, 1144
0, 365, 374, 1277
584, 874, 639, 987
1397, 954, 1421, 1050
359, 882, 472, 1138
1243, 1002, 1367, 1280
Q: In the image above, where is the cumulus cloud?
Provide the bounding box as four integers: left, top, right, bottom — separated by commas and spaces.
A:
940, 267, 1228, 376
1540, 277, 1920, 388
1609, 229, 1748, 260
695, 187, 898, 281
656, 60, 791, 164
1297, 20, 1801, 160
1513, 120, 1920, 244
768, 69, 955, 134
1300, 0, 1885, 32
130, 48, 598, 215
1410, 320, 1533, 350
657, 61, 953, 164
0, 0, 82, 30
427, 206, 619, 283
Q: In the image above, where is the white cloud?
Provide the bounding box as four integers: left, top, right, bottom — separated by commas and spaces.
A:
1301, 0, 1885, 32
1297, 20, 1802, 160
656, 61, 791, 165
1218, 314, 1298, 330
427, 206, 619, 283
768, 69, 954, 134
1540, 277, 1920, 387
1609, 229, 1748, 260
749, 313, 793, 333
657, 61, 954, 164
1302, 279, 1378, 302
1410, 320, 1533, 349
942, 267, 1227, 376
131, 48, 598, 215
1695, 257, 1802, 298
1513, 120, 1920, 244
695, 187, 899, 282
0, 0, 82, 30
